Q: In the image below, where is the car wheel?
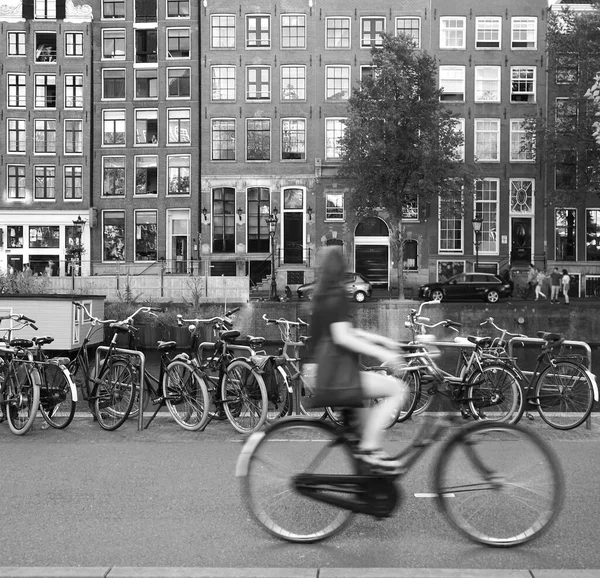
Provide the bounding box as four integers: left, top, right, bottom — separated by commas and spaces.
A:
431, 289, 444, 301
354, 291, 366, 303
485, 290, 500, 303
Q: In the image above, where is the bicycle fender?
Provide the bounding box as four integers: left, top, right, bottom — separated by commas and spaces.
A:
277, 365, 292, 393
235, 431, 265, 477
586, 369, 599, 402
61, 366, 78, 402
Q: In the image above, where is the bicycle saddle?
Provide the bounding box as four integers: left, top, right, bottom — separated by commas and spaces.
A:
220, 330, 240, 342
467, 336, 492, 347
10, 339, 34, 348
33, 336, 54, 346
537, 331, 562, 342
157, 340, 177, 351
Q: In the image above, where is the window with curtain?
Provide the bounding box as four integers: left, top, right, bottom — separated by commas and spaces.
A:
247, 187, 270, 252
555, 209, 576, 261
475, 179, 499, 253
212, 187, 235, 253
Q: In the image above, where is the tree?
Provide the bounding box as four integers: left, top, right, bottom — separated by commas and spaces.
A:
526, 3, 600, 208
338, 34, 477, 296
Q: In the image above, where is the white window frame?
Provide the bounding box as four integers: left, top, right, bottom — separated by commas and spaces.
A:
281, 118, 306, 162
325, 118, 346, 161
246, 66, 271, 102
395, 17, 421, 48
64, 74, 84, 108
476, 17, 501, 50
134, 155, 158, 196
510, 66, 536, 103
102, 109, 126, 147
211, 14, 235, 49
167, 108, 191, 145
281, 65, 306, 101
439, 66, 465, 102
65, 32, 83, 57
325, 65, 350, 100
511, 17, 537, 50
246, 14, 271, 49
474, 66, 501, 102
166, 27, 191, 59
166, 67, 191, 100
325, 17, 351, 49
326, 192, 345, 221
438, 196, 464, 254
474, 118, 500, 162
211, 65, 236, 101
167, 154, 191, 195
7, 31, 26, 56
102, 28, 126, 60
360, 17, 385, 48
510, 179, 535, 214
211, 118, 236, 161
7, 74, 26, 108
474, 179, 499, 254
102, 68, 126, 101
7, 118, 26, 155
281, 14, 306, 50
510, 119, 535, 162
64, 119, 83, 155
135, 108, 159, 146
440, 17, 466, 50
452, 118, 465, 162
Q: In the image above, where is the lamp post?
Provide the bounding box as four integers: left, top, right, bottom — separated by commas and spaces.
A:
265, 212, 279, 301
472, 215, 483, 272
72, 215, 86, 288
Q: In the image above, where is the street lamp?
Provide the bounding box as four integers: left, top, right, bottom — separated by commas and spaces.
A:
265, 212, 279, 301
472, 215, 483, 272
71, 215, 86, 287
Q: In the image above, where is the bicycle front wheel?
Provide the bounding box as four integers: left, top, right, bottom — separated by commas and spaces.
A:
266, 364, 293, 422
467, 363, 523, 424
434, 421, 563, 546
39, 363, 76, 429
5, 363, 40, 435
162, 360, 209, 431
394, 370, 420, 424
534, 360, 595, 430
94, 359, 135, 431
238, 418, 355, 542
221, 358, 268, 433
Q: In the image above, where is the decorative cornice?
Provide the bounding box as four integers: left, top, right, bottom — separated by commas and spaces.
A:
0, 0, 24, 22
65, 0, 93, 22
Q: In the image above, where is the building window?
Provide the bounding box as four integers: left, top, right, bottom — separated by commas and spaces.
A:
103, 210, 125, 261
135, 156, 158, 195
556, 209, 576, 261
510, 67, 536, 103
7, 226, 24, 247
510, 179, 534, 214
103, 156, 125, 196
325, 118, 345, 160
212, 187, 235, 253
168, 0, 189, 18
167, 155, 190, 195
167, 28, 190, 58
65, 32, 83, 57
402, 194, 419, 220
34, 166, 56, 199
281, 119, 305, 161
7, 119, 26, 153
396, 17, 420, 47
103, 0, 124, 18
587, 210, 600, 261
211, 14, 235, 48
510, 119, 535, 161
7, 166, 26, 199
212, 119, 235, 161
246, 66, 271, 101
247, 15, 270, 48
211, 66, 235, 101
361, 17, 385, 48
34, 119, 56, 154
440, 17, 466, 49
102, 69, 126, 99
556, 98, 578, 128
556, 54, 578, 84
102, 29, 126, 59
281, 66, 305, 100
35, 32, 56, 62
135, 109, 158, 145
476, 17, 501, 49
439, 66, 465, 102
452, 118, 465, 162
439, 196, 463, 253
326, 17, 350, 49
555, 150, 577, 189
7, 74, 26, 108
247, 187, 271, 252
167, 68, 190, 98
474, 119, 500, 162
403, 239, 418, 270
326, 193, 344, 220
29, 226, 59, 248
135, 211, 157, 261
326, 66, 350, 100
65, 74, 83, 108
281, 14, 305, 49
135, 0, 157, 24
168, 109, 191, 144
475, 179, 499, 253
474, 67, 500, 102
8, 32, 26, 56
64, 165, 83, 200
103, 110, 125, 146
136, 69, 158, 98
64, 119, 83, 154
35, 74, 56, 108
511, 17, 537, 50
35, 0, 56, 19
246, 119, 270, 161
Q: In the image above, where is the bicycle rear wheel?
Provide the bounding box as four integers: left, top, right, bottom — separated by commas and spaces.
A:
467, 363, 523, 424
221, 358, 268, 433
534, 360, 594, 430
162, 359, 209, 431
237, 418, 355, 542
39, 363, 76, 429
5, 363, 40, 435
266, 364, 292, 422
434, 421, 563, 546
394, 370, 420, 424
94, 359, 135, 431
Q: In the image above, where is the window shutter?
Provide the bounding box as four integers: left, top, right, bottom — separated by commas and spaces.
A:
56, 0, 66, 20
22, 0, 34, 19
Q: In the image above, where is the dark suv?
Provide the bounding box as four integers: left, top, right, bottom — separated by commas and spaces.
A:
297, 272, 373, 302
418, 272, 511, 303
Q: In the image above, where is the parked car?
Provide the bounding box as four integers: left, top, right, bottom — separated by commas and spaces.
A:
297, 272, 373, 302
418, 272, 512, 303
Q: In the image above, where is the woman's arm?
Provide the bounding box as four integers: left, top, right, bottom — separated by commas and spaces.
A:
329, 321, 398, 363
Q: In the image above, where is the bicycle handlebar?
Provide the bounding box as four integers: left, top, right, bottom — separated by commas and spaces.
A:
0, 313, 39, 332
262, 314, 309, 327
72, 301, 117, 327
176, 314, 234, 328
480, 317, 526, 338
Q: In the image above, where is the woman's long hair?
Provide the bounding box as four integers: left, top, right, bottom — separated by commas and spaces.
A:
314, 247, 346, 301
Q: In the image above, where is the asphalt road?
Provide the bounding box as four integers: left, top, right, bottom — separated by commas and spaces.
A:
1, 415, 600, 571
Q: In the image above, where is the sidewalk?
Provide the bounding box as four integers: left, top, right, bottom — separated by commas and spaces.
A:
0, 568, 599, 578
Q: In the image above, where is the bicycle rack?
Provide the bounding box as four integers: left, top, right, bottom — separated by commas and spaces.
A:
96, 346, 146, 431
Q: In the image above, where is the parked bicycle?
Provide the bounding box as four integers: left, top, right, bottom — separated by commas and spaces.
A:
237, 406, 564, 546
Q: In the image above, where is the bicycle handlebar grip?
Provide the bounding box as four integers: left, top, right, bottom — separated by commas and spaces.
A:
20, 315, 37, 324
226, 307, 240, 316
417, 316, 430, 323
446, 320, 462, 329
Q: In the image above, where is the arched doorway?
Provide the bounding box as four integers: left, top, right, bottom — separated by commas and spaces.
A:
355, 217, 390, 288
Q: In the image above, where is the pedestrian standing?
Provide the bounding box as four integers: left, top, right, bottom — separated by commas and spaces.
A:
535, 269, 547, 301
527, 264, 537, 296
561, 269, 570, 305
23, 263, 32, 277
502, 266, 514, 297
550, 267, 561, 303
